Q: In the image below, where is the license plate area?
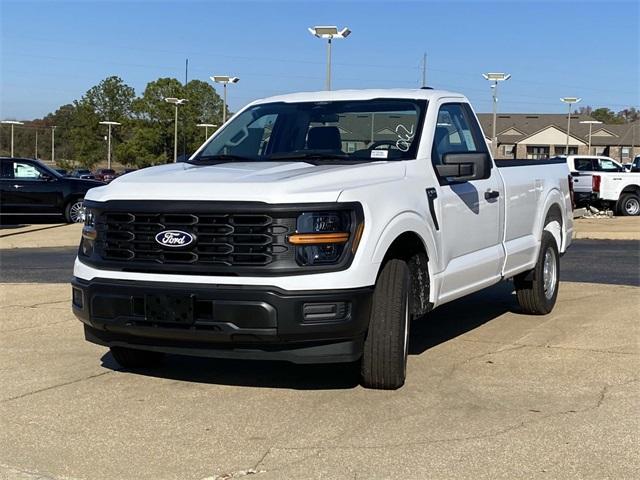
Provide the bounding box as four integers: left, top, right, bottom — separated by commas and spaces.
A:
144, 294, 195, 324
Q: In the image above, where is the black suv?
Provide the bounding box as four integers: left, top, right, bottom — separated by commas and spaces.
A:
0, 157, 104, 223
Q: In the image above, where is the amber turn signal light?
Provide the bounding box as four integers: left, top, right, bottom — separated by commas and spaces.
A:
288, 232, 350, 245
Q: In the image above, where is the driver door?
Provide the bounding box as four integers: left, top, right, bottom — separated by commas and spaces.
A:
2, 160, 60, 213
431, 102, 505, 303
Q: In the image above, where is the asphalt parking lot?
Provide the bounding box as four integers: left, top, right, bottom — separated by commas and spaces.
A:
1, 220, 639, 480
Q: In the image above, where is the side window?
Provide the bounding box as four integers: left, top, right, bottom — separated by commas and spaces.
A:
597, 158, 623, 172
13, 161, 45, 180
574, 158, 594, 171
0, 160, 14, 179
432, 103, 485, 166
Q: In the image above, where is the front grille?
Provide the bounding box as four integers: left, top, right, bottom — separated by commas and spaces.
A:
95, 212, 292, 267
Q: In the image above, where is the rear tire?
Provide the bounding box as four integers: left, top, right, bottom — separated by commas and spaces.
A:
618, 193, 640, 216
64, 198, 85, 223
360, 259, 411, 390
514, 231, 560, 315
110, 347, 165, 369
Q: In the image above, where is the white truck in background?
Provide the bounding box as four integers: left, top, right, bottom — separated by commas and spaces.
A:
73, 88, 574, 389
566, 155, 640, 216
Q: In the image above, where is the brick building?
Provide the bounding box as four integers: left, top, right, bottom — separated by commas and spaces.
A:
477, 113, 639, 162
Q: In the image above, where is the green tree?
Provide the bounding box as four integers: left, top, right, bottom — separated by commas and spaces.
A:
589, 108, 625, 125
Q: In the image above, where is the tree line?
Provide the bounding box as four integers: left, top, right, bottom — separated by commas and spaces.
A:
0, 76, 224, 168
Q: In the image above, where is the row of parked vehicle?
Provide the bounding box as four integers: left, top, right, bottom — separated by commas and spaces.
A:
568, 155, 640, 216
55, 168, 136, 182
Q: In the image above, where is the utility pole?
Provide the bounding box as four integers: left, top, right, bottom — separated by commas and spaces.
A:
35, 129, 38, 158
421, 52, 427, 88
1, 121, 24, 157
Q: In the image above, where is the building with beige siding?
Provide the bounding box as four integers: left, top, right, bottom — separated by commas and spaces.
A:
477, 114, 639, 161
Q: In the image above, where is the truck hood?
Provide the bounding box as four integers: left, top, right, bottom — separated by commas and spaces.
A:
84, 161, 407, 204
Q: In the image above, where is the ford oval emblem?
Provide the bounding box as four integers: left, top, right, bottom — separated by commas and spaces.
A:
155, 230, 195, 248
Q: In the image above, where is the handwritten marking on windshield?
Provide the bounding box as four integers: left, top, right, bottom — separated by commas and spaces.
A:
395, 124, 415, 152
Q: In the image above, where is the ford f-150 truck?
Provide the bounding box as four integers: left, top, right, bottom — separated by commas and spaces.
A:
72, 89, 574, 389
567, 155, 640, 215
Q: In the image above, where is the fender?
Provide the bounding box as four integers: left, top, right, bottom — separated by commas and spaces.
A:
535, 188, 568, 252
371, 210, 440, 302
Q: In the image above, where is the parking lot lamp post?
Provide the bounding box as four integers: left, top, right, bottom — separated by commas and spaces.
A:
482, 73, 511, 158
196, 123, 217, 141
1, 120, 24, 157
99, 121, 121, 170
580, 120, 602, 155
210, 76, 239, 124
51, 126, 56, 163
164, 98, 188, 163
561, 97, 581, 155
308, 26, 351, 91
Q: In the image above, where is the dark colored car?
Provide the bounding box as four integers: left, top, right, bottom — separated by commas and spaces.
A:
94, 168, 117, 182
0, 157, 104, 223
55, 168, 68, 176
118, 168, 137, 177
69, 169, 96, 180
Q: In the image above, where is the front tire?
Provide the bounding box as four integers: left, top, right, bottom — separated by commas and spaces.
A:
618, 193, 640, 216
514, 231, 560, 315
361, 259, 411, 390
64, 198, 85, 223
110, 347, 165, 369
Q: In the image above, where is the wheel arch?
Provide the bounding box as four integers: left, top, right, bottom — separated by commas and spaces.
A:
371, 212, 439, 303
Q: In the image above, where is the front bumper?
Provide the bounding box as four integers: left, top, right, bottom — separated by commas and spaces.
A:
72, 277, 373, 364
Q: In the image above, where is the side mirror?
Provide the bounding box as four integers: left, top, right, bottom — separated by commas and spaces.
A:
435, 152, 491, 182
41, 173, 55, 181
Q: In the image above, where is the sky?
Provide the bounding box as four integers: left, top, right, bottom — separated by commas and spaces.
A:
1, 0, 639, 120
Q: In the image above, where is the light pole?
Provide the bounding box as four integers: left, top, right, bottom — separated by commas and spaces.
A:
580, 120, 602, 155
164, 97, 188, 163
1, 120, 24, 157
210, 76, 239, 124
196, 123, 217, 141
308, 26, 351, 91
35, 129, 38, 158
561, 97, 581, 155
482, 73, 511, 158
51, 126, 57, 163
99, 121, 121, 169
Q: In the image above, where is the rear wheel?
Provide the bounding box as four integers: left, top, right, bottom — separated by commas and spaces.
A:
360, 259, 411, 390
64, 198, 85, 223
514, 231, 560, 315
618, 193, 640, 216
110, 347, 165, 369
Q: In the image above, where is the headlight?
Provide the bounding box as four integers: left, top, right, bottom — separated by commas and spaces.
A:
84, 208, 95, 227
80, 208, 97, 256
289, 211, 360, 266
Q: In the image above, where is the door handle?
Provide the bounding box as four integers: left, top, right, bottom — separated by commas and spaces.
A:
12, 184, 23, 189
484, 189, 500, 200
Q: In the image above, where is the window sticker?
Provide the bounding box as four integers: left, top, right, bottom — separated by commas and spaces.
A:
371, 150, 388, 159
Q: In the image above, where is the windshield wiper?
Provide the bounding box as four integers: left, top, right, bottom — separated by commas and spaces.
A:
266, 152, 378, 165
189, 154, 255, 164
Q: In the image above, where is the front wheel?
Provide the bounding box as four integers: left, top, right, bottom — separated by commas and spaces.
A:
360, 259, 411, 390
514, 231, 560, 315
618, 193, 640, 216
64, 198, 85, 223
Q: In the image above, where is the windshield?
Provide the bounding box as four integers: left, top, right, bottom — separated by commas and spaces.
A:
191, 99, 427, 164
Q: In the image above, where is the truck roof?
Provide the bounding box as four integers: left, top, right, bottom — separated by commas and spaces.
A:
250, 88, 466, 105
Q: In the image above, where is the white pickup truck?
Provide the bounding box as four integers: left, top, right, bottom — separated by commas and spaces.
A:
567, 155, 640, 216
73, 89, 574, 389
